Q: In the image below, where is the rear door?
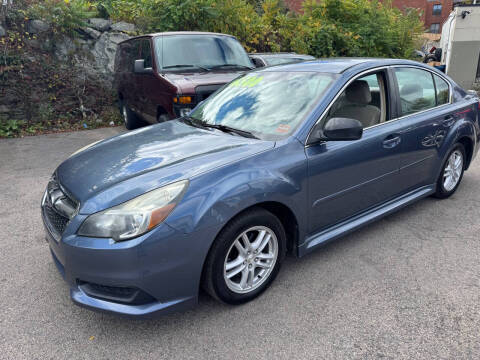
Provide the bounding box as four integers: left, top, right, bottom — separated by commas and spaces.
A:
392, 66, 456, 191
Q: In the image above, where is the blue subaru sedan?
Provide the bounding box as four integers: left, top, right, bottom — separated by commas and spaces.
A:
42, 58, 480, 316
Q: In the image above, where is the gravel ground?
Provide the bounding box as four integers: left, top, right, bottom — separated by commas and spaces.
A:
0, 127, 479, 359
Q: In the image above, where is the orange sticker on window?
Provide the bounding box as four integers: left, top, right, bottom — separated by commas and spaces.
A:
276, 124, 290, 133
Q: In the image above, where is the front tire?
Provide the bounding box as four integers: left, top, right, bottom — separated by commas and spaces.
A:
434, 143, 466, 199
121, 101, 141, 130
202, 208, 286, 304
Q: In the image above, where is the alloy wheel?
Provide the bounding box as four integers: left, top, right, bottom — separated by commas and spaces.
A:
443, 149, 463, 192
223, 226, 278, 294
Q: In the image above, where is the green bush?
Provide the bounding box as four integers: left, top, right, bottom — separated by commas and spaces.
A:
0, 119, 22, 137
24, 0, 424, 57
301, 0, 424, 58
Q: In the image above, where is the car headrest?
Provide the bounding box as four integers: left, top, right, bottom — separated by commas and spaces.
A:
401, 84, 423, 98
345, 80, 371, 105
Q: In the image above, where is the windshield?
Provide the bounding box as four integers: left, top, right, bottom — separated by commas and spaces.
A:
156, 35, 253, 71
189, 71, 337, 140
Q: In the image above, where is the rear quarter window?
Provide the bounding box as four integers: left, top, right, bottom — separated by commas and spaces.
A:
434, 74, 450, 105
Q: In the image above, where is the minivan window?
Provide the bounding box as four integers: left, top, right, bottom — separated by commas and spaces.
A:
126, 40, 141, 72
395, 67, 436, 116
155, 35, 252, 71
141, 39, 152, 68
189, 71, 337, 140
117, 42, 138, 73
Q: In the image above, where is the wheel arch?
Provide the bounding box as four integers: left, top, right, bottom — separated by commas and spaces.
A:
198, 200, 300, 295
216, 201, 300, 255
157, 105, 168, 117
437, 119, 476, 177
457, 136, 474, 170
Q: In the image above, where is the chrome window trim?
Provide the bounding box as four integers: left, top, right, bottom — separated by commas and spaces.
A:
305, 64, 453, 147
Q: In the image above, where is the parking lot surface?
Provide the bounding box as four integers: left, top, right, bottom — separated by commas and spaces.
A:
1, 127, 480, 359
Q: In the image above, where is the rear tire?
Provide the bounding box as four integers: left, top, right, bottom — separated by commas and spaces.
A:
434, 143, 465, 199
202, 208, 286, 304
121, 101, 141, 130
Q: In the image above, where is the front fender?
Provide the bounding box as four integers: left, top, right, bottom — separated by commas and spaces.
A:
165, 140, 308, 242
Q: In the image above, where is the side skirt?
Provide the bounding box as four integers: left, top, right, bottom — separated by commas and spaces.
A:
298, 185, 435, 257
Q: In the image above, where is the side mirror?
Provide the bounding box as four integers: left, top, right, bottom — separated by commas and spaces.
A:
134, 59, 153, 74
312, 117, 363, 142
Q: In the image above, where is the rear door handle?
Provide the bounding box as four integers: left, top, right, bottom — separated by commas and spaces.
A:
382, 135, 401, 148
442, 115, 455, 127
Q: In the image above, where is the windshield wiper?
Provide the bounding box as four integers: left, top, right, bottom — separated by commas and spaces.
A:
202, 123, 258, 139
163, 64, 209, 71
181, 116, 258, 139
208, 64, 255, 70
180, 116, 209, 129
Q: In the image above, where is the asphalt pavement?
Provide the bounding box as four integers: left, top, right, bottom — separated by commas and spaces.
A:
1, 127, 480, 359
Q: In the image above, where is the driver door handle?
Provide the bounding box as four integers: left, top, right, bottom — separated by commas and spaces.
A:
382, 135, 401, 149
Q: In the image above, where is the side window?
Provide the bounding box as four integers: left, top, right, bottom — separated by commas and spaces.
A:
131, 40, 141, 71
325, 71, 387, 129
117, 43, 132, 72
252, 58, 264, 68
395, 68, 436, 116
141, 39, 153, 68
434, 74, 449, 105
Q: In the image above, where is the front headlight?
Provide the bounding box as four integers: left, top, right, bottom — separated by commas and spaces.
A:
78, 180, 188, 241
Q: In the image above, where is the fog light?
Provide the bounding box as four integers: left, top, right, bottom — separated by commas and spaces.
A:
179, 108, 192, 117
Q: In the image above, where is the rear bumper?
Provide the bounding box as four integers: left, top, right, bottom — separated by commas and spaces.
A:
44, 215, 216, 317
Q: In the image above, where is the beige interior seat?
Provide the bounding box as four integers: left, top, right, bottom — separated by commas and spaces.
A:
331, 80, 381, 128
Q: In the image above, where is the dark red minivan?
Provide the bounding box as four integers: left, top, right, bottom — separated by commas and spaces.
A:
114, 31, 254, 129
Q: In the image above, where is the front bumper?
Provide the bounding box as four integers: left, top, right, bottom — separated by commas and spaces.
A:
43, 213, 214, 317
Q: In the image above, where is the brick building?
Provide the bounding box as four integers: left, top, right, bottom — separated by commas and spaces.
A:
390, 0, 456, 33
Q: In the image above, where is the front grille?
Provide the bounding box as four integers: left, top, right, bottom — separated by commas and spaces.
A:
43, 204, 69, 235
195, 84, 223, 102
42, 175, 78, 239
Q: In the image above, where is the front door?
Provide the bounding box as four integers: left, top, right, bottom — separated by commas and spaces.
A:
306, 69, 405, 234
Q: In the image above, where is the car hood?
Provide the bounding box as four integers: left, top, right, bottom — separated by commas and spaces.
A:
165, 71, 243, 93
56, 121, 273, 213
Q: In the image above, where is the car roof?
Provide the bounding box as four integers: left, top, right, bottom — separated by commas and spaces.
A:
249, 53, 314, 58
258, 58, 424, 74
119, 31, 236, 44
